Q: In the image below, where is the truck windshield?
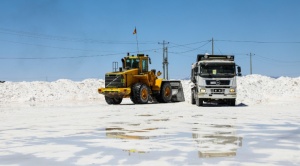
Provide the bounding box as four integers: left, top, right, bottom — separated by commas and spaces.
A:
200, 63, 235, 78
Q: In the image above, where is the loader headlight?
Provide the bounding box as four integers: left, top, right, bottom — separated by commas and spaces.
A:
229, 88, 235, 93
200, 89, 206, 93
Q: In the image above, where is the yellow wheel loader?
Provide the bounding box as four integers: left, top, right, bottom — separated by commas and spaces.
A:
98, 53, 185, 104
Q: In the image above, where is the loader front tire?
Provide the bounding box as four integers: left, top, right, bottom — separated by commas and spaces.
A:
105, 96, 123, 105
132, 83, 149, 104
156, 82, 172, 103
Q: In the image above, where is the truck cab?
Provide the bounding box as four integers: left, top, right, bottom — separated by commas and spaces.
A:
191, 54, 241, 106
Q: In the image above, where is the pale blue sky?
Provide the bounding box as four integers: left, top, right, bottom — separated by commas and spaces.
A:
0, 0, 300, 81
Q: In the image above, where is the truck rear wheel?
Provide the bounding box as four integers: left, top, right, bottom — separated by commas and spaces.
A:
191, 89, 196, 104
156, 82, 172, 103
132, 83, 149, 104
105, 96, 123, 105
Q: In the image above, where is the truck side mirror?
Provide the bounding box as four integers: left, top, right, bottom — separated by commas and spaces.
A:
192, 77, 196, 83
194, 67, 198, 72
237, 66, 242, 76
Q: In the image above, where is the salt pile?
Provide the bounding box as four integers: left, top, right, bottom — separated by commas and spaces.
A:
0, 79, 104, 104
0, 75, 299, 105
237, 75, 300, 104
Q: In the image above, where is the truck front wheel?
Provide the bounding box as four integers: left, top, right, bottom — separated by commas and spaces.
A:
191, 89, 196, 105
196, 98, 203, 106
228, 99, 236, 106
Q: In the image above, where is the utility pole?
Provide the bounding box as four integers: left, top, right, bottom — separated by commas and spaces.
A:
166, 47, 169, 80
211, 38, 214, 55
158, 40, 169, 80
249, 53, 254, 75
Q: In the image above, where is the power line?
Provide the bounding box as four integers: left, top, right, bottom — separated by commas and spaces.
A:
215, 39, 300, 44
0, 39, 102, 52
0, 48, 161, 60
168, 40, 210, 49
169, 41, 211, 54
0, 27, 157, 45
255, 55, 300, 63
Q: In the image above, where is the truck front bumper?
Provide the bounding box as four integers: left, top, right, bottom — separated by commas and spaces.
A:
197, 88, 236, 99
98, 87, 131, 98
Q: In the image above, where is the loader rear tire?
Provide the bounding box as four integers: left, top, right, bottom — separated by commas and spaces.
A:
132, 83, 149, 104
156, 82, 172, 103
105, 96, 123, 105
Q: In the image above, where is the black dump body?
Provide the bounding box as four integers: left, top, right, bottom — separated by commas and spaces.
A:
196, 54, 234, 62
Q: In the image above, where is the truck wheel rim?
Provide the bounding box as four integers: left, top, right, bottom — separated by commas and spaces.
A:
141, 88, 148, 100
165, 87, 171, 97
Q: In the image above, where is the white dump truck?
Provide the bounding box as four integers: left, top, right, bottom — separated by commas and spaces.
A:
191, 54, 241, 106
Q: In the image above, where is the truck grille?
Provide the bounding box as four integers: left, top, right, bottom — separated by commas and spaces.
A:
105, 74, 125, 88
206, 80, 230, 85
211, 89, 224, 94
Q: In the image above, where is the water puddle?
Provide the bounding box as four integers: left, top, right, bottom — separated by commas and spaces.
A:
103, 115, 243, 160
192, 124, 243, 158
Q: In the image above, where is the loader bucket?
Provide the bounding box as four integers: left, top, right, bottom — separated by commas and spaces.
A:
169, 80, 185, 102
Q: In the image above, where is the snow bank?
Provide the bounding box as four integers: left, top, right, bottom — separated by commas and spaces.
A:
0, 75, 299, 105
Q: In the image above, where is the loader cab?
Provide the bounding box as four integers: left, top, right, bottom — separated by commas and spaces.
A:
122, 54, 150, 74
124, 58, 139, 69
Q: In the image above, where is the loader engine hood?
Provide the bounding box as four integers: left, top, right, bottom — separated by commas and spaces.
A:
105, 69, 138, 88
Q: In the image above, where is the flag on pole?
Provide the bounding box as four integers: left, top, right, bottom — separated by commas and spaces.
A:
133, 27, 137, 34
133, 27, 139, 52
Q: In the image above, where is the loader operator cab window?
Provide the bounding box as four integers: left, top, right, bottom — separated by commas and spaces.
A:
125, 58, 140, 69
142, 59, 148, 72
132, 59, 139, 68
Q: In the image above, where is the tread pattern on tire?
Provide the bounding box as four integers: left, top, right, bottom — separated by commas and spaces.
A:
156, 82, 172, 103
105, 96, 123, 105
191, 89, 196, 105
131, 83, 149, 104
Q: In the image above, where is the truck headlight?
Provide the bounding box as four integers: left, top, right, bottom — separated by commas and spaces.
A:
229, 88, 235, 93
200, 89, 206, 93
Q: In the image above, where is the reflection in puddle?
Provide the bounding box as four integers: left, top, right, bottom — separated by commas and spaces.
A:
192, 124, 243, 158
122, 149, 148, 156
105, 127, 157, 140
105, 127, 159, 155
104, 115, 243, 159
